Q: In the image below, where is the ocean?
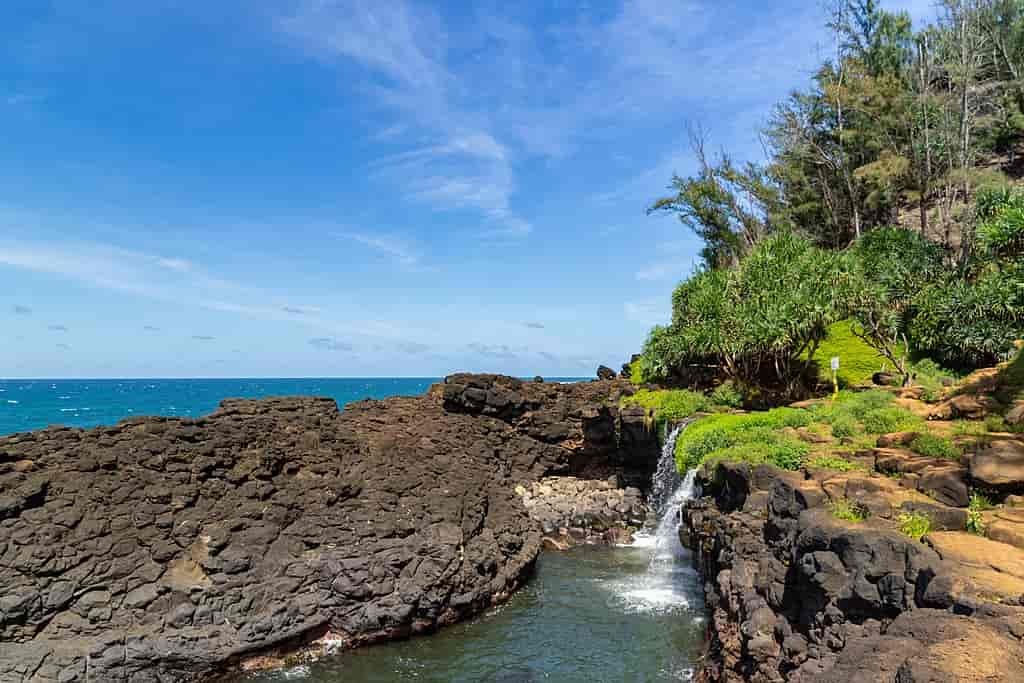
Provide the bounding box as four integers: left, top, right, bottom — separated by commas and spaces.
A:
0, 377, 585, 436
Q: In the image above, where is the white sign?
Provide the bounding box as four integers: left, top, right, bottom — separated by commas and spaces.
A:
830, 357, 840, 371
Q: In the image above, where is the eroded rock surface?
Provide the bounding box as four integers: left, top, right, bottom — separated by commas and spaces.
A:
0, 375, 653, 682
684, 461, 1024, 682
516, 477, 647, 549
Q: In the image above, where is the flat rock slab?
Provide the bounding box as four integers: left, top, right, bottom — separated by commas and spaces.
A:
968, 438, 1024, 492
927, 532, 1024, 580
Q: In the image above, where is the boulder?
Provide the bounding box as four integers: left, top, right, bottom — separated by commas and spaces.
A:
917, 464, 970, 508
873, 371, 898, 386
930, 394, 997, 420
968, 438, 1024, 493
596, 365, 617, 381
876, 432, 919, 448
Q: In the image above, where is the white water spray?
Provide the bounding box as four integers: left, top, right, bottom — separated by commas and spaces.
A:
615, 422, 700, 614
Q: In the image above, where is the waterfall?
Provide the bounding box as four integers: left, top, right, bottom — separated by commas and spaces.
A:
636, 421, 698, 560
615, 422, 700, 614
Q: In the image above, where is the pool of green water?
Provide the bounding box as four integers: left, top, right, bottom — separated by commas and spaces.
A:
247, 543, 705, 683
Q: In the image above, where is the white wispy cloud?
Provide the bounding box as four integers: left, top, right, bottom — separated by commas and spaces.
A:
0, 237, 424, 341
277, 0, 531, 238
335, 230, 421, 267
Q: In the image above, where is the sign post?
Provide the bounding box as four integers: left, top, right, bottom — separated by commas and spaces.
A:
830, 357, 840, 399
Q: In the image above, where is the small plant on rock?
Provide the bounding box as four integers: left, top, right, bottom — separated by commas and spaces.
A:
830, 498, 869, 522
967, 492, 995, 535
909, 433, 961, 460
898, 511, 931, 541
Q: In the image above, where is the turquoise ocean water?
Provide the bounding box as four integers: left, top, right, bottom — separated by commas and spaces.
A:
0, 378, 585, 436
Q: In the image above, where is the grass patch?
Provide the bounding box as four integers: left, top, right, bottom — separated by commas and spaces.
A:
909, 433, 961, 460
807, 455, 866, 472
812, 390, 923, 435
830, 498, 869, 521
898, 511, 932, 541
985, 415, 1024, 434
621, 389, 709, 425
804, 320, 901, 387
862, 407, 925, 434
675, 407, 812, 472
952, 420, 987, 437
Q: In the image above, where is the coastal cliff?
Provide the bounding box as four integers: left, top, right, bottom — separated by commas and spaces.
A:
683, 460, 1024, 682
0, 375, 656, 682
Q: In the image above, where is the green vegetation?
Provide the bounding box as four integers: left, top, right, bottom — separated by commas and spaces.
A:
641, 232, 856, 399
628, 359, 650, 386
898, 511, 932, 542
636, 1, 1024, 397
673, 389, 930, 474
620, 389, 709, 425
808, 455, 866, 472
710, 380, 744, 408
805, 320, 897, 388
811, 390, 922, 435
909, 433, 961, 460
674, 407, 811, 471
967, 492, 995, 536
830, 498, 869, 522
910, 358, 959, 402
952, 420, 987, 437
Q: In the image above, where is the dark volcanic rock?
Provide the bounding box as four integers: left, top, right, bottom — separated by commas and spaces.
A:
596, 365, 617, 381
0, 375, 656, 682
684, 461, 1024, 682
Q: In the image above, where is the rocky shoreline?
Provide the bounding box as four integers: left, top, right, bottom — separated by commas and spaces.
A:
0, 374, 658, 682
9, 369, 1023, 682
682, 459, 1024, 681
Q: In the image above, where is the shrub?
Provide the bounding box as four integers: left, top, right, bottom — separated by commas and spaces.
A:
813, 390, 895, 422
847, 228, 947, 385
643, 232, 857, 398
910, 358, 958, 402
830, 498, 869, 521
952, 420, 987, 437
702, 442, 806, 471
911, 265, 1023, 369
808, 455, 866, 472
976, 186, 1024, 260
861, 407, 923, 434
675, 408, 812, 471
628, 358, 649, 385
898, 511, 931, 541
909, 433, 961, 460
829, 415, 859, 438
621, 389, 709, 424
711, 380, 744, 408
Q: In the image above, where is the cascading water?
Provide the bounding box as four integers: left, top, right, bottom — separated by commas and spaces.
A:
615, 421, 702, 617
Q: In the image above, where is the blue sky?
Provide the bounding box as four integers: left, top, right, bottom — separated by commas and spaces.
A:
1, 0, 935, 378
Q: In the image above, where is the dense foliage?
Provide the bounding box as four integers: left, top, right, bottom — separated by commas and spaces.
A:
643, 232, 857, 398
641, 1, 1024, 397
652, 0, 1024, 260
